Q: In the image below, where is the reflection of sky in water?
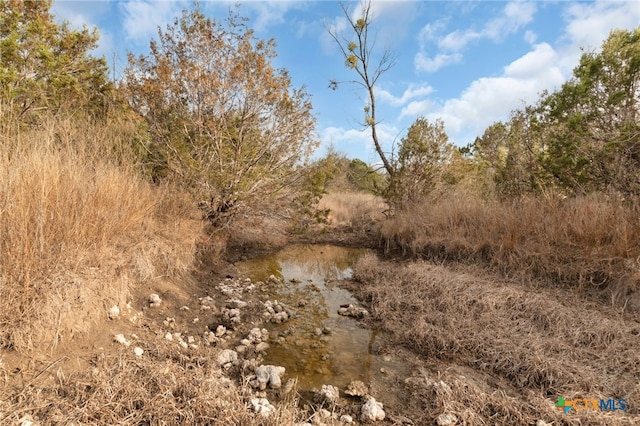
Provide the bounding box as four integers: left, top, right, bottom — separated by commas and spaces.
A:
236, 244, 407, 394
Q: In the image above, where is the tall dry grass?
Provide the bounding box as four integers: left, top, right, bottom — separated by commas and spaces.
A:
0, 116, 201, 352
318, 191, 387, 229
379, 191, 640, 308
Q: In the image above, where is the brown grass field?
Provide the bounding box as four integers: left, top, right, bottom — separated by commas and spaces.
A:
1, 120, 639, 425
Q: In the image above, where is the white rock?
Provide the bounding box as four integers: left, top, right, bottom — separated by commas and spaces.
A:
250, 397, 275, 416
345, 380, 368, 397
203, 331, 218, 346
248, 327, 264, 342
164, 332, 173, 341
113, 334, 131, 347
18, 415, 36, 426
133, 347, 144, 357
254, 365, 286, 390
148, 293, 162, 307
228, 299, 248, 308
271, 311, 289, 323
108, 305, 120, 319
340, 414, 353, 423
215, 325, 227, 337
217, 349, 238, 366
316, 408, 331, 419
255, 342, 270, 352
436, 413, 458, 426
361, 396, 385, 422
319, 384, 340, 404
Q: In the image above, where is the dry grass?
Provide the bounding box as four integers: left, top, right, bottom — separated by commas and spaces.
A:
0, 116, 201, 353
378, 191, 640, 309
0, 342, 300, 425
318, 191, 387, 229
353, 255, 640, 425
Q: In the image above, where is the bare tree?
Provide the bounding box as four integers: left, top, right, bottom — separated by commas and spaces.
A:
328, 0, 396, 177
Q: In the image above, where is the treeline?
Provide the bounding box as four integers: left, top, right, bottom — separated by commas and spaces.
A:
380, 28, 640, 206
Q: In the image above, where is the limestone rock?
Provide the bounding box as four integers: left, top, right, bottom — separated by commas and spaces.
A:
340, 414, 354, 423
148, 293, 161, 307
217, 349, 238, 367
255, 342, 270, 352
319, 384, 340, 404
361, 396, 385, 422
250, 397, 275, 416
345, 380, 368, 397
436, 413, 458, 426
254, 365, 286, 390
113, 334, 131, 347
338, 304, 369, 318
108, 305, 120, 320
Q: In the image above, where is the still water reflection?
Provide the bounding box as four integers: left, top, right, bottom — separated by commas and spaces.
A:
236, 244, 405, 392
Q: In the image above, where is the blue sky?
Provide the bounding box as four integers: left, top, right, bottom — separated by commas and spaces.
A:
51, 1, 639, 163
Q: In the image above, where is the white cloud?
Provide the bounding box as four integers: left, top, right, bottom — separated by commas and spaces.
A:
415, 1, 537, 73
438, 29, 480, 51
410, 1, 638, 146
503, 42, 557, 78
240, 1, 310, 33
411, 43, 565, 145
524, 30, 537, 45
414, 51, 462, 72
376, 83, 434, 106
400, 99, 435, 120
321, 16, 348, 55
120, 1, 186, 46
321, 122, 400, 159
564, 1, 639, 52
484, 1, 536, 41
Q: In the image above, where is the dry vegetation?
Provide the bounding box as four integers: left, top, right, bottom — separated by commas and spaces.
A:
318, 192, 387, 230
378, 191, 640, 310
352, 254, 640, 425
0, 116, 201, 354
0, 342, 300, 425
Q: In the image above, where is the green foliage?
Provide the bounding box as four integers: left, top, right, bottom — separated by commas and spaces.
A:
291, 150, 344, 231
392, 117, 454, 205
535, 28, 640, 196
123, 6, 317, 227
347, 158, 385, 194
473, 109, 546, 197
0, 0, 113, 126
473, 28, 640, 198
